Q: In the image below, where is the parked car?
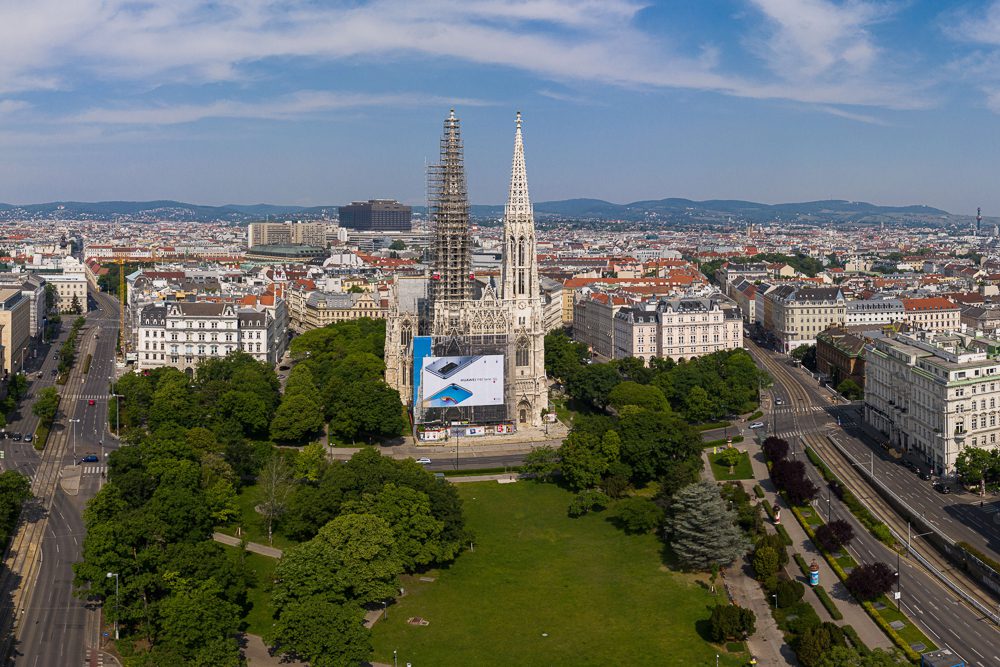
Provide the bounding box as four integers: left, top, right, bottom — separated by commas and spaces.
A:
919, 469, 932, 481
23, 435, 32, 443
415, 457, 432, 464
11, 433, 21, 441
749, 422, 765, 429
933, 482, 951, 494
80, 455, 99, 463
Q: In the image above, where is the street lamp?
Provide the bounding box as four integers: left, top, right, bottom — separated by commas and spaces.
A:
772, 594, 777, 609
69, 418, 80, 462
106, 572, 119, 640
393, 650, 398, 667
382, 600, 388, 620
110, 393, 122, 438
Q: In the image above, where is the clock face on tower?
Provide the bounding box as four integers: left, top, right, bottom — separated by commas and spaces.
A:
518, 301, 527, 309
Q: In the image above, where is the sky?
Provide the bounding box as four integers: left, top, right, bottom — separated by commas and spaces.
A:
2, 1, 1000, 214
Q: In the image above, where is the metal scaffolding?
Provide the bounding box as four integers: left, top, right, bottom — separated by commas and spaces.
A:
428, 109, 472, 305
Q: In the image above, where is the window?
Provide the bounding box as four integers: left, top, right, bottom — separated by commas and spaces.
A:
516, 339, 529, 367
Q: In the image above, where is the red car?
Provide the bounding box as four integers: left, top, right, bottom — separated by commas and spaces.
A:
88, 399, 95, 406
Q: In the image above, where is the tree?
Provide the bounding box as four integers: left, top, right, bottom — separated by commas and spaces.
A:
388, 239, 406, 251
845, 561, 896, 602
157, 579, 241, 666
543, 330, 589, 382
44, 283, 57, 312
814, 519, 855, 553
0, 471, 30, 543
522, 445, 559, 481
565, 362, 621, 409
559, 430, 620, 491
607, 381, 667, 412
610, 496, 663, 534
815, 646, 910, 667
762, 437, 789, 462
258, 456, 295, 545
795, 622, 846, 667
617, 410, 701, 483
771, 458, 818, 505
682, 385, 718, 423
708, 604, 756, 641
775, 578, 804, 608
272, 513, 401, 610
836, 379, 863, 400
567, 489, 610, 517
791, 344, 817, 372
955, 447, 996, 497
32, 387, 59, 427
328, 380, 404, 444
342, 483, 445, 572
752, 545, 779, 578
667, 481, 750, 571
716, 447, 743, 470
70, 294, 82, 315
269, 599, 371, 667
295, 442, 328, 482
754, 533, 789, 567
270, 393, 325, 443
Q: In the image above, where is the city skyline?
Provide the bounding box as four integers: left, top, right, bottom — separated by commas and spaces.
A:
2, 1, 1000, 213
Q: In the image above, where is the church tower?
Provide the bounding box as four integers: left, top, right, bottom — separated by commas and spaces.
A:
501, 111, 548, 425
430, 109, 472, 306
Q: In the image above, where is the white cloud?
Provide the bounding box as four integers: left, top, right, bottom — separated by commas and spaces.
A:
72, 90, 494, 125
0, 100, 30, 114
0, 0, 927, 116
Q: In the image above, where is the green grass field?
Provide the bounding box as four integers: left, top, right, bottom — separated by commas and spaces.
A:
214, 484, 299, 551
371, 481, 748, 667
239, 551, 278, 637
710, 451, 754, 481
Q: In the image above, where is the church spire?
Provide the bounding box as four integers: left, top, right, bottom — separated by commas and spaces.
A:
501, 111, 539, 304
429, 108, 472, 304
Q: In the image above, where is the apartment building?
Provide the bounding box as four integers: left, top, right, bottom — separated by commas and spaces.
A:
0, 289, 30, 374
614, 296, 742, 363
845, 299, 904, 327
247, 222, 292, 247
287, 289, 386, 333
961, 305, 1000, 333
573, 292, 628, 360
901, 297, 961, 333
757, 285, 846, 353
865, 331, 1000, 475
136, 301, 284, 372
816, 326, 868, 388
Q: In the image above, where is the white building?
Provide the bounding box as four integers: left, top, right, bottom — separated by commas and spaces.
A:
613, 296, 742, 364
136, 301, 285, 372
865, 331, 1000, 475
845, 299, 904, 327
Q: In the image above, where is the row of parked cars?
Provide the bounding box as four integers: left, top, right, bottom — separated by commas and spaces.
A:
0, 432, 31, 443
899, 457, 952, 494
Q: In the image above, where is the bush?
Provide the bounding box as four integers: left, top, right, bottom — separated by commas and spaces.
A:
708, 604, 756, 642
840, 625, 867, 654
813, 585, 843, 620
755, 533, 789, 566
794, 553, 810, 576
610, 496, 663, 533
753, 484, 765, 499
762, 437, 790, 462
794, 622, 846, 667
748, 410, 763, 421
814, 519, 855, 553
776, 579, 804, 608
772, 459, 818, 505
845, 562, 896, 602
567, 489, 610, 518
716, 447, 743, 468
776, 524, 793, 546
752, 545, 780, 579
703, 435, 745, 448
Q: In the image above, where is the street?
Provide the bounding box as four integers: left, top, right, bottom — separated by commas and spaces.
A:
750, 340, 1000, 666
0, 289, 122, 666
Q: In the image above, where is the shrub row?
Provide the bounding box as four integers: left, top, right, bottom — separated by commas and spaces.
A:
803, 446, 895, 549
82, 353, 92, 374
696, 420, 732, 432
862, 601, 921, 663
753, 484, 765, 499
840, 625, 869, 656
956, 541, 1000, 577
748, 410, 764, 421
33, 424, 49, 451
813, 585, 843, 621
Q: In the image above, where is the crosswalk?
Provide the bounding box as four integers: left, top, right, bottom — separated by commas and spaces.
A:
770, 406, 827, 415
81, 466, 105, 475
84, 648, 104, 666
68, 394, 110, 401
772, 430, 809, 440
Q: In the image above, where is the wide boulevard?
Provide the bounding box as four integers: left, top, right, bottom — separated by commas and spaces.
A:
0, 289, 122, 667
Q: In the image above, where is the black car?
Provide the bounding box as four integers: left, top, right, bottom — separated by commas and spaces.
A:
933, 482, 951, 494
918, 469, 932, 480
11, 433, 21, 441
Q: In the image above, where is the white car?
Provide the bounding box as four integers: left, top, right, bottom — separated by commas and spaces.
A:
749, 422, 765, 429
775, 398, 784, 405
416, 457, 432, 464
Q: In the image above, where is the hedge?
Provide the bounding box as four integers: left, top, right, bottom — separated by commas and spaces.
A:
841, 625, 869, 656
82, 353, 92, 374
748, 410, 764, 421
33, 424, 49, 451
776, 525, 793, 546
753, 484, 765, 499
863, 600, 922, 663
794, 553, 810, 577
956, 541, 1000, 579
813, 585, 843, 621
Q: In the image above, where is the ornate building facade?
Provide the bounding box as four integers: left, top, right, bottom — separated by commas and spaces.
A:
384, 110, 548, 428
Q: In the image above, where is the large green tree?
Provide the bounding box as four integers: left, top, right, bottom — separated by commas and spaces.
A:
270, 393, 325, 443
666, 481, 750, 571
31, 387, 59, 426
270, 599, 372, 667
343, 483, 445, 572
955, 446, 998, 496
156, 579, 242, 666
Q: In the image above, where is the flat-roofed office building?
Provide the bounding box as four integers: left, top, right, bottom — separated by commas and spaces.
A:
339, 199, 412, 232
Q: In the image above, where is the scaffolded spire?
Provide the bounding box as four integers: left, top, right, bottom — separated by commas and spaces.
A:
429, 109, 472, 303
501, 111, 539, 303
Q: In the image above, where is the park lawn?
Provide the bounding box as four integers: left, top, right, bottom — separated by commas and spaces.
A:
709, 451, 754, 481
214, 484, 299, 551
224, 548, 278, 637
371, 481, 748, 667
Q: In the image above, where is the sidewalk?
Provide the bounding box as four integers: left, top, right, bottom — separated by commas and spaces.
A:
738, 437, 892, 650
723, 557, 797, 665
212, 531, 284, 558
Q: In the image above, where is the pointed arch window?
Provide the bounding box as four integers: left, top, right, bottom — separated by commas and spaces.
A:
516, 338, 530, 367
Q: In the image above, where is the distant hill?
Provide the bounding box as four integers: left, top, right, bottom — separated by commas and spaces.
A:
0, 197, 951, 224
